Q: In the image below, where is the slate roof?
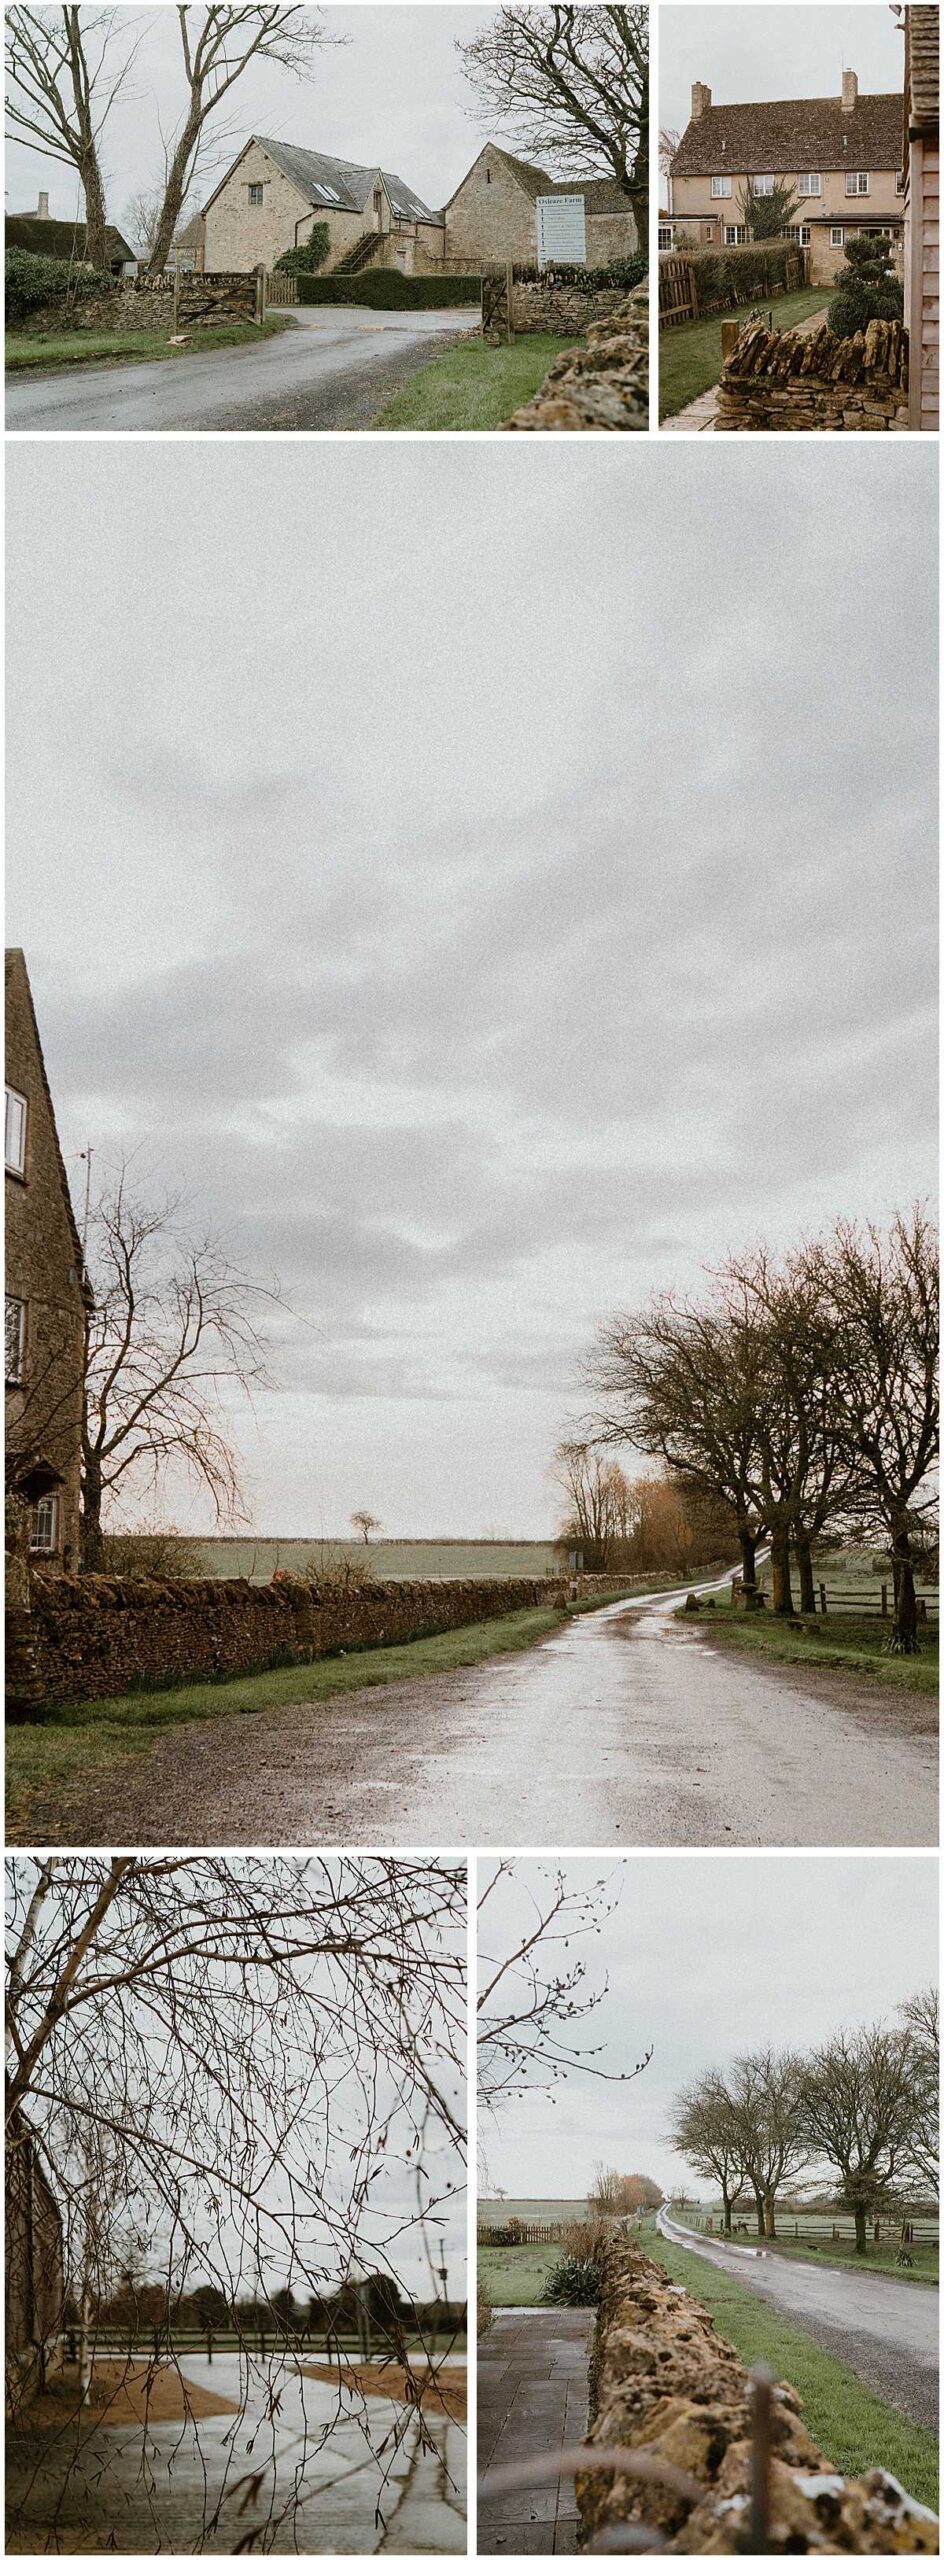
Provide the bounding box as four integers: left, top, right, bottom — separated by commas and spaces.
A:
671, 91, 904, 178
904, 8, 939, 135
6, 214, 135, 265
249, 138, 443, 224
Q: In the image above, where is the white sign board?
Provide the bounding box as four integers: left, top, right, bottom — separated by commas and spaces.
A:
536, 193, 587, 268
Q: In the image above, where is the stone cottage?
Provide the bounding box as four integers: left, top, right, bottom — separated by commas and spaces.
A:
7, 196, 137, 274
5, 950, 90, 1569
441, 145, 637, 270
664, 70, 904, 285
198, 137, 445, 277
902, 5, 939, 428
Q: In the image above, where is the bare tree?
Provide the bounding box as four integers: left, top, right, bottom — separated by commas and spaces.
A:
144, 6, 340, 277
725, 2049, 808, 2239
587, 1288, 766, 1595
669, 2072, 746, 2235
457, 7, 649, 244
799, 2022, 924, 2253
6, 1855, 466, 2547
818, 1208, 939, 1653
717, 1246, 854, 1617
658, 123, 679, 175
5, 7, 142, 270
80, 1162, 276, 1568
897, 1987, 940, 2199
350, 1509, 382, 1545
477, 1861, 651, 2110
549, 1438, 633, 1571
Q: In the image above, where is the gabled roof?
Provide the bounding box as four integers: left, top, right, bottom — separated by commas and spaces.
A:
5, 949, 92, 1308
6, 213, 135, 265
445, 143, 630, 215
671, 91, 904, 178
904, 8, 939, 136
204, 137, 442, 224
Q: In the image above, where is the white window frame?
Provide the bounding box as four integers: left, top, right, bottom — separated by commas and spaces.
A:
658, 224, 673, 249
5, 1294, 25, 1384
5, 1086, 27, 1175
796, 223, 811, 247
753, 174, 775, 195
830, 225, 845, 247
724, 223, 748, 246
29, 1494, 59, 1555
710, 175, 732, 199
846, 170, 870, 195
248, 182, 264, 206
705, 222, 714, 240
797, 173, 821, 196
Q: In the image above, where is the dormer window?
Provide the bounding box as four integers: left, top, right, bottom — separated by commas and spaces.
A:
5, 1087, 26, 1175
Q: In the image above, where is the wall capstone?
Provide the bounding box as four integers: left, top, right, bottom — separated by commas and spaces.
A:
715, 315, 909, 431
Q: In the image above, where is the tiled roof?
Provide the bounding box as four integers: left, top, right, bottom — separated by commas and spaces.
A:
905, 8, 939, 134
447, 145, 629, 214
671, 92, 904, 178
252, 138, 442, 224
6, 214, 135, 264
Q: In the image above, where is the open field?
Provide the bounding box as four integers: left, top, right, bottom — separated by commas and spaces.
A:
671, 2208, 938, 2286
658, 285, 827, 417
643, 2230, 939, 2508
168, 1534, 564, 1581
370, 332, 573, 429
5, 316, 291, 372
479, 2198, 591, 2226
478, 2243, 562, 2308
6, 1604, 562, 1843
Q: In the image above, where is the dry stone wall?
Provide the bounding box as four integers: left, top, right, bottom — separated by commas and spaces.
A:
13, 1570, 563, 1711
503, 283, 647, 430
715, 316, 909, 431
579, 2236, 938, 2553
15, 274, 259, 337
509, 280, 626, 337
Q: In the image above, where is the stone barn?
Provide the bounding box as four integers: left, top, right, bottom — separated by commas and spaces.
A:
199, 137, 446, 278
443, 144, 637, 269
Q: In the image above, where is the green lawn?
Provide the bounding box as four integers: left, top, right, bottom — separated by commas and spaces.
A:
701, 2231, 938, 2286
371, 332, 574, 430
643, 2231, 938, 2508
7, 1605, 564, 1841
5, 316, 291, 372
700, 1606, 939, 1697
478, 2243, 562, 2307
658, 286, 827, 419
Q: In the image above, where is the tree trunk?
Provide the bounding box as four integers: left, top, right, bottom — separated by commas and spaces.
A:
752, 2188, 765, 2238
764, 2192, 776, 2239
890, 1521, 919, 1654
737, 1523, 757, 1591
80, 1453, 104, 1571
79, 150, 109, 274
796, 1532, 816, 1616
770, 1528, 794, 1616
853, 2204, 867, 2255
146, 113, 202, 277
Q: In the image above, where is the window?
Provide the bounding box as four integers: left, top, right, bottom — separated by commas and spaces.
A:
753, 174, 775, 195
658, 224, 672, 249
5, 1295, 25, 1384
797, 173, 821, 196
248, 183, 264, 206
710, 174, 732, 198
724, 223, 748, 245
831, 225, 845, 247
29, 1494, 59, 1555
846, 170, 869, 195
796, 223, 811, 246
705, 223, 714, 240
5, 1087, 26, 1174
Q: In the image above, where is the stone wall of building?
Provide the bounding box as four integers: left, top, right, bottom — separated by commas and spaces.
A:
445, 150, 540, 266
503, 284, 648, 429
5, 954, 86, 1565
578, 2233, 938, 2552
15, 1570, 564, 1711
6, 2115, 64, 2395
203, 141, 364, 273
715, 314, 908, 429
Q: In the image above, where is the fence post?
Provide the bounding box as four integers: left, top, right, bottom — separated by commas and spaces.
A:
881, 1582, 888, 1617
819, 1583, 827, 1615
207, 2329, 214, 2364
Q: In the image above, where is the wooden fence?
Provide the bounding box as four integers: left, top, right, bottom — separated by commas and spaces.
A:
658, 249, 806, 329
659, 256, 699, 327
681, 2207, 938, 2253
478, 2221, 565, 2246
265, 270, 298, 306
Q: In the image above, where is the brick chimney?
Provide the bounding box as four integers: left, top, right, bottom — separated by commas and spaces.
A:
841, 67, 858, 112
691, 80, 712, 120
37, 190, 50, 218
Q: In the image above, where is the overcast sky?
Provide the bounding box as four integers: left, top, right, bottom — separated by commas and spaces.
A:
661, 5, 905, 154
479, 1854, 939, 2203
6, 440, 937, 1537
5, 5, 529, 237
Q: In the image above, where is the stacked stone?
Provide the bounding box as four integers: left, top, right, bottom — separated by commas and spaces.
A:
508, 281, 627, 337
715, 316, 909, 431
577, 2235, 938, 2553
502, 283, 648, 431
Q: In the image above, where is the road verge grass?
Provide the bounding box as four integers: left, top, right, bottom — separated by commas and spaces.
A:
370, 332, 574, 430
6, 316, 291, 372
658, 286, 827, 418
643, 2231, 938, 2508
6, 1605, 563, 1842
697, 1606, 939, 1696
715, 2233, 938, 2285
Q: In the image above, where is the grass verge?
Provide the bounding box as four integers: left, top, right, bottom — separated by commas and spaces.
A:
477, 2243, 561, 2307
699, 1606, 939, 1697
371, 332, 574, 430
643, 2231, 938, 2507
6, 1605, 563, 1841
676, 2226, 938, 2285
658, 286, 827, 419
6, 316, 291, 373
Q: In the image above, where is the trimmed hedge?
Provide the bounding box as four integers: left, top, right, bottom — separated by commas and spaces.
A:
678, 240, 804, 313
5, 244, 117, 322
297, 269, 482, 309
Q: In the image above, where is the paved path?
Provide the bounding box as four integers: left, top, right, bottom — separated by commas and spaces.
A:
657, 2211, 939, 2432
50, 1577, 937, 1849
661, 305, 828, 433
5, 304, 479, 433
478, 2309, 591, 2554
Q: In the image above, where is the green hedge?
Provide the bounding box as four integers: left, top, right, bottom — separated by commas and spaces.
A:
685, 240, 803, 312
296, 269, 481, 309
5, 245, 117, 321
513, 253, 647, 293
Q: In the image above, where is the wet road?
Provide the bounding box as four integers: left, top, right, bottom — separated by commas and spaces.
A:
61, 1580, 936, 1849
6, 2351, 465, 2553
657, 2210, 939, 2431
5, 305, 478, 433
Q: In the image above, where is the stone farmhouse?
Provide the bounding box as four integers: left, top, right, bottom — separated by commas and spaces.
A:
663, 69, 904, 286
190, 135, 637, 279
5, 950, 90, 1570
902, 6, 940, 428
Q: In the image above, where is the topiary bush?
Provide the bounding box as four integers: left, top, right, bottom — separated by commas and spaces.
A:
297, 269, 481, 308
5, 245, 116, 322
275, 220, 330, 278
828, 231, 903, 339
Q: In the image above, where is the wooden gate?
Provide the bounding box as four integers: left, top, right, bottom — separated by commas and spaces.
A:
481, 265, 514, 342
